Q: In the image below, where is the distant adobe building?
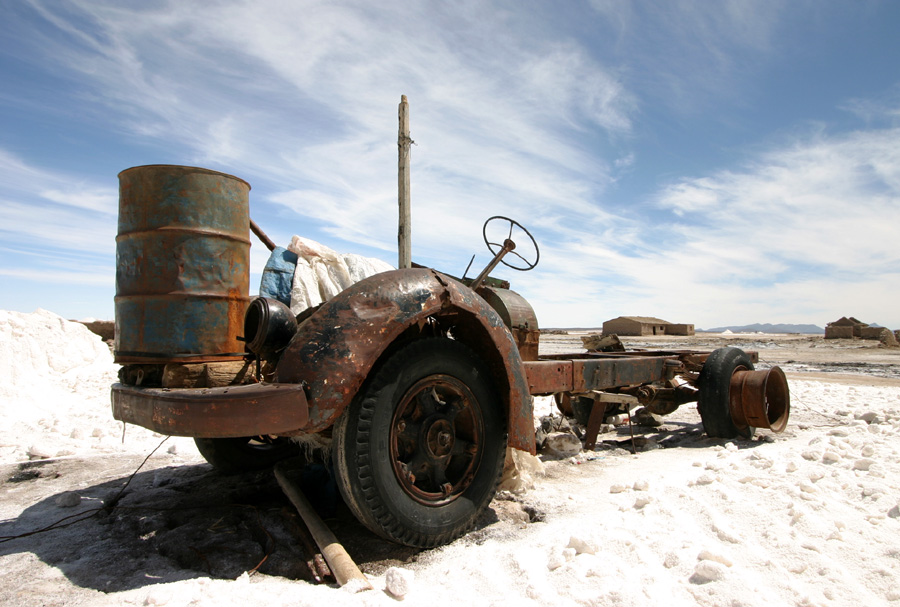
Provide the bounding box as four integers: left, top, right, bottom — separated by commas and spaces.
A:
825, 316, 899, 347
602, 316, 695, 336
824, 316, 866, 339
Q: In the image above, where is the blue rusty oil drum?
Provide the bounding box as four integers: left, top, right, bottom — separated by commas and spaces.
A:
115, 165, 251, 363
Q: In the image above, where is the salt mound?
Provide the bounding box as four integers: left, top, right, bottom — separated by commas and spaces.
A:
0, 309, 154, 464
0, 308, 114, 397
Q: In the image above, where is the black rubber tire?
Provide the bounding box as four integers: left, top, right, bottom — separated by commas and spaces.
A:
332, 338, 507, 548
572, 396, 594, 426
697, 347, 756, 439
194, 436, 301, 475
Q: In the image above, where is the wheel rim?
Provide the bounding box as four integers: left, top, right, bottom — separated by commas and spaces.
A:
389, 374, 484, 506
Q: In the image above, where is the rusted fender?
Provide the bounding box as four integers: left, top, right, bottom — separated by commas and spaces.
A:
275, 268, 536, 454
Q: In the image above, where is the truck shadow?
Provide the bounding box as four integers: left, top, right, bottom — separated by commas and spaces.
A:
0, 456, 422, 593
562, 417, 776, 459
0, 423, 767, 593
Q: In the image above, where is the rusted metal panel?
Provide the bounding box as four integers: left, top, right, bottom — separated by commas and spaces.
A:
525, 360, 574, 394
512, 328, 541, 362
527, 354, 698, 395
585, 357, 669, 390
274, 268, 536, 454
526, 356, 667, 394
476, 287, 538, 329
583, 396, 607, 450
477, 287, 540, 361
111, 382, 308, 438
115, 165, 250, 364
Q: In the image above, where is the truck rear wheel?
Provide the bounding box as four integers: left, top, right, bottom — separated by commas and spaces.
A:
333, 338, 507, 548
697, 347, 756, 439
194, 436, 300, 474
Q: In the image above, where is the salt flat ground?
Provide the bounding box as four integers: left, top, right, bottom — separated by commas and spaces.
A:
1, 314, 898, 607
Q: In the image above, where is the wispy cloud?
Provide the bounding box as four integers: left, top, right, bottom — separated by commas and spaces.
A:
0, 149, 117, 260
656, 126, 900, 276
588, 0, 788, 111
590, 122, 900, 326
3, 0, 898, 329
0, 266, 112, 287
15, 0, 635, 262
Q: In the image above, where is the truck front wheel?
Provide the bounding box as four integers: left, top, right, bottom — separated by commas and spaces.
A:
333, 338, 507, 548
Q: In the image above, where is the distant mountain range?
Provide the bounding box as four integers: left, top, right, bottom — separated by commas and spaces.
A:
699, 323, 824, 334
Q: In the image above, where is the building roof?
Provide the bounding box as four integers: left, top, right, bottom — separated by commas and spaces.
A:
607, 316, 671, 325
828, 316, 867, 327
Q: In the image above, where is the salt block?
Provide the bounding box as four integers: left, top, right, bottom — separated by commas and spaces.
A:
633, 496, 652, 509
822, 451, 842, 463
713, 524, 741, 544
568, 536, 597, 555
543, 432, 582, 458
690, 560, 727, 584
853, 458, 875, 471
856, 411, 880, 424
697, 550, 732, 567
693, 474, 715, 486
27, 444, 53, 459
385, 567, 414, 598
499, 447, 546, 493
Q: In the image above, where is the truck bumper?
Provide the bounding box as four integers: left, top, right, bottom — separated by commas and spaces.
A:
111, 382, 309, 438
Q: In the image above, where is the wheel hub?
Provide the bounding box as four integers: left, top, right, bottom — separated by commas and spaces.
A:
424, 417, 455, 458
389, 375, 484, 506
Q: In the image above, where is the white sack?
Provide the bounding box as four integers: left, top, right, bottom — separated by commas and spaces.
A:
287, 236, 393, 315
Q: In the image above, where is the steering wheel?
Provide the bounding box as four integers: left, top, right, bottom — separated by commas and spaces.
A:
482, 216, 540, 271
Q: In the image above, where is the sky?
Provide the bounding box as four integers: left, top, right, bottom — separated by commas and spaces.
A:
1, 0, 898, 330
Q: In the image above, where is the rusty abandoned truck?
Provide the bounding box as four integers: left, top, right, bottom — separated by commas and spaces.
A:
111, 165, 790, 548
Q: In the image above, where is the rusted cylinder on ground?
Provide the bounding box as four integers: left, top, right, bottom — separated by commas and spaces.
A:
115, 165, 251, 364
729, 366, 790, 433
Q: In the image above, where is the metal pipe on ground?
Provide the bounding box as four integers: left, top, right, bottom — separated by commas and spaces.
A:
273, 463, 373, 592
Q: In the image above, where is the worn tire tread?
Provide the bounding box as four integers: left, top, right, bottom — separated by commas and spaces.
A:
332, 338, 506, 548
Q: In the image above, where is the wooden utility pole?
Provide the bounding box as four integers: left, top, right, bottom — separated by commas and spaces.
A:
398, 95, 412, 269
